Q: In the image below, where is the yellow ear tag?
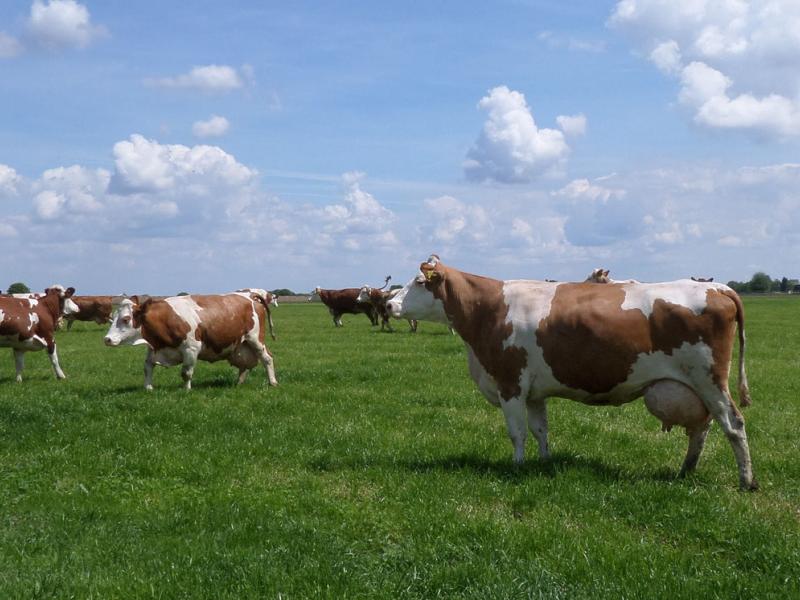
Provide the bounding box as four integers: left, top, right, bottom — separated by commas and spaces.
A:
424, 269, 435, 281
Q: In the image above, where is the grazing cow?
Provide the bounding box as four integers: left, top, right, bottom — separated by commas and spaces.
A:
65, 295, 114, 330
691, 276, 714, 283
387, 256, 757, 490
104, 292, 277, 390
586, 268, 640, 284
0, 285, 79, 382
309, 287, 378, 327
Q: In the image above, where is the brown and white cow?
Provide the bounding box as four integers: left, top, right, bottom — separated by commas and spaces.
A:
387, 256, 757, 490
65, 295, 114, 330
585, 268, 640, 284
104, 292, 277, 390
309, 287, 378, 327
235, 288, 277, 340
0, 285, 79, 382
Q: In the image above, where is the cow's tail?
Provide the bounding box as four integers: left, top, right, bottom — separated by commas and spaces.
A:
250, 292, 276, 340
723, 289, 751, 407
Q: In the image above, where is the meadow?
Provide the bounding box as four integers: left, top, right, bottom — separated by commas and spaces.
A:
1, 297, 799, 599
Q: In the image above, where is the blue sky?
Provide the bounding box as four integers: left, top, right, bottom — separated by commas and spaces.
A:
2, 0, 800, 294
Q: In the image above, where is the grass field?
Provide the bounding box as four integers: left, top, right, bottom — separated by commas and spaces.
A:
1, 297, 799, 598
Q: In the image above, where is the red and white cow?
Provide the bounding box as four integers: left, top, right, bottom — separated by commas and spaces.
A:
309, 287, 378, 327
65, 295, 114, 330
104, 292, 277, 390
0, 285, 79, 381
387, 256, 757, 490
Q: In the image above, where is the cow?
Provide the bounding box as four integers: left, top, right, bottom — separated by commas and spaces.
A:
387, 256, 757, 490
65, 295, 114, 331
103, 292, 277, 390
586, 268, 640, 284
692, 276, 714, 283
0, 285, 79, 382
309, 287, 378, 327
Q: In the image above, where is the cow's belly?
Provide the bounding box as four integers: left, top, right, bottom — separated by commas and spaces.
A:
0, 334, 46, 351
152, 347, 183, 366
198, 343, 237, 363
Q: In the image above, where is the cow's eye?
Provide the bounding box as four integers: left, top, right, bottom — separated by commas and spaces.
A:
122, 316, 131, 324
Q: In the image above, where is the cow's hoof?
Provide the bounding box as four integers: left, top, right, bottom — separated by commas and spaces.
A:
741, 478, 759, 492
145, 385, 154, 391
15, 376, 22, 383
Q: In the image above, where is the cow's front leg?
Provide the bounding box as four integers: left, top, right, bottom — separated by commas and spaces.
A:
526, 398, 550, 459
679, 421, 712, 477
144, 349, 156, 391
500, 395, 528, 465
14, 350, 24, 383
257, 345, 278, 386
237, 368, 249, 385
180, 350, 199, 390
47, 343, 66, 380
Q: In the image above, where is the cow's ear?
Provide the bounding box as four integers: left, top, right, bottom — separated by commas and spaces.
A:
65, 287, 75, 297
603, 270, 610, 278
419, 263, 443, 284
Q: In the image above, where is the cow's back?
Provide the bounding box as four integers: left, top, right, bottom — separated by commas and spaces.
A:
178, 295, 256, 353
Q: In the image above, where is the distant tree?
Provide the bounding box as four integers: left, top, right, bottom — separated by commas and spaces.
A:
748, 272, 772, 293
270, 288, 294, 296
726, 280, 747, 293
390, 284, 403, 291
177, 292, 190, 296
7, 282, 30, 294
780, 277, 790, 293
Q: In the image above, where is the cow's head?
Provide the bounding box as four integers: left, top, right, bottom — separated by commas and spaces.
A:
585, 268, 611, 284
308, 287, 322, 302
386, 256, 448, 323
104, 298, 147, 347
45, 285, 79, 316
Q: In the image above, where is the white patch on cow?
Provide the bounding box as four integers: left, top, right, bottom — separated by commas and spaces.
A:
165, 295, 203, 348
63, 297, 79, 316
501, 280, 562, 400
0, 308, 5, 324
621, 280, 726, 318
104, 299, 144, 346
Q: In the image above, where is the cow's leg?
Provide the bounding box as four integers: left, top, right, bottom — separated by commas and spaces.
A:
526, 398, 550, 459
408, 319, 417, 333
237, 368, 249, 385
47, 343, 66, 380
679, 421, 712, 477
144, 349, 156, 391
14, 350, 24, 383
256, 344, 278, 386
66, 318, 74, 331
180, 350, 198, 390
500, 395, 528, 464
695, 383, 757, 490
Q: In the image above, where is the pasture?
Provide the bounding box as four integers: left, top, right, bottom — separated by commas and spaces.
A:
1, 298, 799, 598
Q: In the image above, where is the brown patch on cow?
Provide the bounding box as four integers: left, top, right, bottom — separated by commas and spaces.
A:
422, 262, 527, 400
135, 299, 192, 351
192, 295, 255, 355
69, 296, 114, 324
536, 284, 738, 395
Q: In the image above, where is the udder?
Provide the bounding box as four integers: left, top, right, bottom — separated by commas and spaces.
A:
228, 344, 259, 370
643, 380, 711, 433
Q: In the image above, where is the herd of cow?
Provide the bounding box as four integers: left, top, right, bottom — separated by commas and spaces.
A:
0, 256, 758, 490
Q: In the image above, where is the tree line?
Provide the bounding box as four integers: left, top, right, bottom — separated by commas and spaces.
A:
726, 272, 800, 294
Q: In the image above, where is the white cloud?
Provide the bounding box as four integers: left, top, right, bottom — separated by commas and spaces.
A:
0, 164, 21, 195
319, 172, 396, 247
422, 195, 493, 244
0, 223, 18, 237
27, 0, 107, 50
611, 0, 800, 138
35, 165, 109, 214
145, 65, 248, 93
0, 32, 23, 58
537, 31, 607, 53
34, 189, 66, 220
465, 86, 571, 183
111, 134, 257, 194
192, 115, 230, 138
556, 114, 587, 137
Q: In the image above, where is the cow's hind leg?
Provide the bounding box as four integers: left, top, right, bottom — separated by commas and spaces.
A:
679, 421, 712, 478
526, 398, 550, 459
180, 350, 198, 390
697, 384, 757, 490
47, 343, 66, 380
14, 350, 24, 383
255, 344, 278, 386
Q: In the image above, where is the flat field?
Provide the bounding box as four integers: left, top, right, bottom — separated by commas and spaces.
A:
1, 298, 799, 598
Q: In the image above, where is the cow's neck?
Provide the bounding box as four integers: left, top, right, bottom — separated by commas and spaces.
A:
40, 293, 61, 323
436, 266, 527, 400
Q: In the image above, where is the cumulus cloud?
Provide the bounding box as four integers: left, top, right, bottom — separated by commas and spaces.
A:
610, 0, 800, 138
537, 31, 607, 53
0, 165, 21, 195
35, 165, 109, 214
110, 134, 256, 194
145, 65, 248, 93
0, 32, 23, 58
464, 86, 571, 183
192, 115, 230, 138
556, 114, 587, 137
27, 0, 107, 50
421, 195, 493, 244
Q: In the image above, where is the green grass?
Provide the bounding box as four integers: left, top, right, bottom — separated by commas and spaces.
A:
1, 298, 799, 599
